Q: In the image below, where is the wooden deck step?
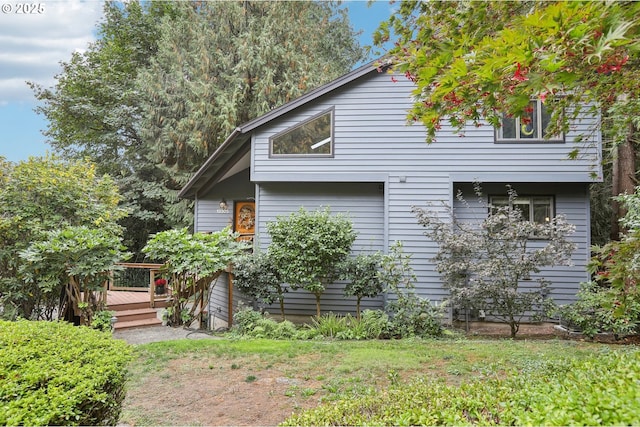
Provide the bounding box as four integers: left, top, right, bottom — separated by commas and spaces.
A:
114, 307, 158, 322
106, 290, 169, 330
113, 316, 162, 330
109, 301, 150, 312
112, 307, 161, 330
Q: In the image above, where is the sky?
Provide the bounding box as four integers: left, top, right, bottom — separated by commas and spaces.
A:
0, 0, 395, 163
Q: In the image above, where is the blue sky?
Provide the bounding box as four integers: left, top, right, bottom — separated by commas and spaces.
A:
0, 1, 394, 163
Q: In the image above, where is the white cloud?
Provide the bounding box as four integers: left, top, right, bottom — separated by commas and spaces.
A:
0, 0, 104, 103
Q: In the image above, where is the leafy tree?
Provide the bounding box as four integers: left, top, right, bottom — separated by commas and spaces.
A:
0, 155, 126, 320
413, 185, 576, 338
19, 226, 129, 326
267, 207, 357, 317
340, 252, 384, 320
30, 1, 182, 261
232, 251, 287, 320
33, 1, 365, 258
375, 1, 640, 237
142, 227, 247, 326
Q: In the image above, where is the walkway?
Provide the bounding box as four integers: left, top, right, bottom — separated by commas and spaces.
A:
113, 325, 220, 345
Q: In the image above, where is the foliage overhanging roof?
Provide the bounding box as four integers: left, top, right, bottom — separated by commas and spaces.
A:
178, 59, 387, 199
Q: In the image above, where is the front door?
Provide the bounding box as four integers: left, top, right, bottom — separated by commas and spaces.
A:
234, 201, 255, 242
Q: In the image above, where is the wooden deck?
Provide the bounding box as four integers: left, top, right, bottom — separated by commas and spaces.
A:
107, 290, 152, 307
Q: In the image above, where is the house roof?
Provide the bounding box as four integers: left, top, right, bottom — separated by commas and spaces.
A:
178, 59, 387, 199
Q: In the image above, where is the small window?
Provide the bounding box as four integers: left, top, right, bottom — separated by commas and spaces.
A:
270, 110, 333, 156
490, 196, 554, 225
496, 100, 563, 142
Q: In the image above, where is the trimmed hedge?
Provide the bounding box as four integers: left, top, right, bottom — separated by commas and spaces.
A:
282, 349, 640, 426
0, 320, 132, 426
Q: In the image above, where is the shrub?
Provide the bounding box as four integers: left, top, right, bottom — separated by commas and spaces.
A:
232, 251, 287, 319
267, 207, 356, 317
560, 188, 640, 337
352, 309, 391, 339
516, 350, 640, 426
413, 184, 575, 338
0, 320, 132, 426
381, 242, 445, 338
91, 310, 116, 332
232, 306, 391, 340
309, 312, 350, 338
231, 304, 266, 335
19, 226, 129, 326
340, 252, 385, 320
282, 349, 640, 426
231, 305, 302, 339
0, 156, 126, 321
557, 281, 640, 337
143, 227, 247, 326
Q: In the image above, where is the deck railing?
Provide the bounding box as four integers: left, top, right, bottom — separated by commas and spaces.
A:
109, 262, 166, 308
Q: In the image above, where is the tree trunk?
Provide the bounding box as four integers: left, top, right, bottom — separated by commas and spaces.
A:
279, 296, 285, 321
610, 124, 637, 240
509, 321, 519, 339
315, 293, 322, 318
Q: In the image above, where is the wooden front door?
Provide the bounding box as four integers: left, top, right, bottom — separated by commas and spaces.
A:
234, 201, 255, 242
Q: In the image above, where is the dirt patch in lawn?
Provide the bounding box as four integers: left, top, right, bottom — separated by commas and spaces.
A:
456, 321, 558, 339
117, 322, 594, 426
120, 354, 335, 426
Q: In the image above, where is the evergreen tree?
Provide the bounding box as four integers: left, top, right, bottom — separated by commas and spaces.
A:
31, 1, 365, 258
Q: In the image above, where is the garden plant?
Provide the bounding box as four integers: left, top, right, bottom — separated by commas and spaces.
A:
266, 207, 356, 317
0, 320, 132, 426
559, 186, 640, 336
413, 185, 576, 338
143, 227, 247, 326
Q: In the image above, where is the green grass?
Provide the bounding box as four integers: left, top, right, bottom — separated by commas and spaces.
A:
121, 337, 623, 426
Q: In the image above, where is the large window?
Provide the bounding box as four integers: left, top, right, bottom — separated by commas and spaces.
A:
490, 195, 554, 225
496, 100, 563, 142
270, 109, 333, 156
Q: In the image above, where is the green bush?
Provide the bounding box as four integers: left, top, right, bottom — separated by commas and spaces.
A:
381, 242, 445, 338
310, 310, 391, 340
0, 320, 132, 426
557, 281, 640, 337
282, 349, 640, 426
232, 306, 392, 340
232, 305, 304, 339
91, 310, 116, 332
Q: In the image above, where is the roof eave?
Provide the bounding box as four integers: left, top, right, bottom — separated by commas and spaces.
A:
178, 127, 242, 199
178, 59, 389, 200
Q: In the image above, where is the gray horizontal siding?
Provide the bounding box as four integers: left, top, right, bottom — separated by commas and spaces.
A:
256, 181, 385, 315
195, 168, 254, 233
251, 72, 601, 183
451, 182, 589, 306
208, 272, 254, 329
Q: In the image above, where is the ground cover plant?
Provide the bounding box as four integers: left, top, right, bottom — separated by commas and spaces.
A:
0, 320, 132, 426
118, 337, 629, 426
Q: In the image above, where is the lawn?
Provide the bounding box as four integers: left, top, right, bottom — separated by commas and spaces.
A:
118, 337, 635, 426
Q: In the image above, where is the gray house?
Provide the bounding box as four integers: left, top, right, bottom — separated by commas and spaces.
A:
179, 61, 602, 328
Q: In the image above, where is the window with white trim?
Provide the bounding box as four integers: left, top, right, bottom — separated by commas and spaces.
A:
496, 100, 563, 142
270, 109, 333, 156
490, 195, 554, 224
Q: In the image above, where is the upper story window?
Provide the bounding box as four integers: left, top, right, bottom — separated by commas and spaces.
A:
496, 99, 563, 143
270, 109, 334, 157
490, 195, 554, 225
